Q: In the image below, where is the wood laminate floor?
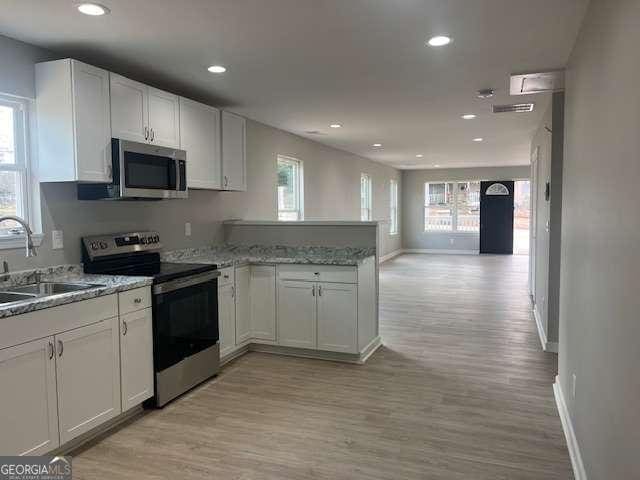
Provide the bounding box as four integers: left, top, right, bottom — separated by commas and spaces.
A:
73, 254, 572, 479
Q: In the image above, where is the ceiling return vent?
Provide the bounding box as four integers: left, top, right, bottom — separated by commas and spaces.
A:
509, 70, 565, 95
492, 103, 535, 114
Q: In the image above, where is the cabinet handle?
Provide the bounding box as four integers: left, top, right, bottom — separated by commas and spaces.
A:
312, 285, 315, 296
122, 321, 128, 336
231, 285, 235, 298
314, 272, 319, 276
134, 297, 142, 304
48, 341, 54, 360
223, 274, 229, 279
318, 285, 322, 296
150, 128, 155, 142
57, 340, 63, 357
144, 126, 149, 140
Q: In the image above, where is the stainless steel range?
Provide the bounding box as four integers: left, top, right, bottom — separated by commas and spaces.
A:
82, 231, 220, 407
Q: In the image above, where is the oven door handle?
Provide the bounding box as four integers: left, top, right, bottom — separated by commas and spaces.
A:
153, 270, 221, 295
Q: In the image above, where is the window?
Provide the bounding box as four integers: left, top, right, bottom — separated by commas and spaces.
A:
361, 173, 372, 221
389, 179, 398, 234
277, 155, 304, 221
424, 181, 480, 232
0, 95, 30, 237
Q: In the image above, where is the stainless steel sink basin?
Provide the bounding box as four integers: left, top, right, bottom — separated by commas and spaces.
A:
0, 291, 38, 304
7, 282, 101, 296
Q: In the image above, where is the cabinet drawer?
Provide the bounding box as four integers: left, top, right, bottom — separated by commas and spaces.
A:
218, 266, 235, 287
277, 264, 357, 284
119, 287, 151, 315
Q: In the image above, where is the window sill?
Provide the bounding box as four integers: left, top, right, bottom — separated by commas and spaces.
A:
0, 233, 44, 250
389, 232, 399, 236
423, 230, 479, 235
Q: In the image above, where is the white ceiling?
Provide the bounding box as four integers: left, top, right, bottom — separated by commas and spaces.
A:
0, 0, 588, 169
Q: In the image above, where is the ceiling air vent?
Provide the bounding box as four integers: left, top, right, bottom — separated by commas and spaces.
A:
510, 70, 565, 95
492, 103, 535, 114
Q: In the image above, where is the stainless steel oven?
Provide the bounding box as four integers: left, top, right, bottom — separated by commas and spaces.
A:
77, 139, 187, 200
153, 269, 220, 406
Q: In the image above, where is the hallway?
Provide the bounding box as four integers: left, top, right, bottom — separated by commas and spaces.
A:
72, 254, 572, 479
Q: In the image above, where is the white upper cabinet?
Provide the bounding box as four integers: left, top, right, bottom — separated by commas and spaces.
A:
110, 73, 180, 148
36, 59, 112, 183
148, 87, 180, 148
0, 337, 59, 455
179, 97, 221, 189
221, 111, 247, 191
109, 74, 148, 144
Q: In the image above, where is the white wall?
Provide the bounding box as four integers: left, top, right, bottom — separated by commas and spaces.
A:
401, 166, 530, 251
0, 34, 401, 270
559, 0, 640, 477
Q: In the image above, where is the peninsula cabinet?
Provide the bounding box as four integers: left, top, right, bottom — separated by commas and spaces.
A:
35, 59, 112, 183
110, 73, 180, 149
221, 111, 247, 191
277, 280, 317, 349
179, 97, 221, 189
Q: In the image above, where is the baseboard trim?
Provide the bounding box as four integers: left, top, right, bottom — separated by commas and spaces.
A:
220, 344, 250, 366
533, 305, 558, 353
402, 248, 479, 255
358, 336, 383, 364
379, 250, 403, 263
553, 376, 587, 480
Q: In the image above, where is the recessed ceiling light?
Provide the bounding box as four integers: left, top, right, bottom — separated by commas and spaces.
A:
207, 65, 227, 74
372, 143, 382, 147
461, 114, 477, 120
427, 36, 452, 47
329, 124, 342, 129
434, 164, 440, 168
473, 138, 484, 142
416, 154, 424, 158
77, 3, 110, 15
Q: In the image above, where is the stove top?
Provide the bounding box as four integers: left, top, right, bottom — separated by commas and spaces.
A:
81, 231, 217, 284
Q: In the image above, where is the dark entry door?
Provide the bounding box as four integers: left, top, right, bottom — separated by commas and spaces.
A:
480, 181, 514, 254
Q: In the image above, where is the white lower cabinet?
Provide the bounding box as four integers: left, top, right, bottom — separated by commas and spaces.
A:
250, 265, 276, 341
317, 283, 358, 353
120, 308, 154, 411
235, 266, 251, 345
0, 337, 59, 455
55, 317, 121, 444
218, 282, 237, 358
277, 280, 317, 349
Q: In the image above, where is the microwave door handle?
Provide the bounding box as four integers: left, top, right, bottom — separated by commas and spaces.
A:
176, 158, 181, 192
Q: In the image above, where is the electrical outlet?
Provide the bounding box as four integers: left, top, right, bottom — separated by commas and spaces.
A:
572, 373, 577, 399
51, 230, 64, 250
185, 222, 192, 237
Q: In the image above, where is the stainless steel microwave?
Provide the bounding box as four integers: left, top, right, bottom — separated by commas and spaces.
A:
77, 139, 187, 200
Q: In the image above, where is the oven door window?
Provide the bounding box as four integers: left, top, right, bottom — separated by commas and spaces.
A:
124, 151, 177, 190
153, 279, 218, 372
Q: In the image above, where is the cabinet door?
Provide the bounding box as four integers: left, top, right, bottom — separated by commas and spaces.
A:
250, 265, 276, 341
120, 308, 154, 411
277, 281, 316, 349
148, 87, 180, 148
55, 318, 121, 444
221, 111, 246, 191
317, 283, 358, 353
110, 73, 148, 143
0, 337, 59, 455
235, 266, 251, 344
179, 97, 221, 189
218, 283, 237, 358
71, 60, 112, 182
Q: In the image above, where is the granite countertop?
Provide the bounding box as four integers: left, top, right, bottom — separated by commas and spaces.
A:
0, 265, 152, 319
161, 244, 376, 268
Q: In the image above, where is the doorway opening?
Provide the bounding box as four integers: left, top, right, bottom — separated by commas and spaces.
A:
514, 180, 531, 255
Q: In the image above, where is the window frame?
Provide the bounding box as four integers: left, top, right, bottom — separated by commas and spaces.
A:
424, 180, 480, 233
0, 93, 41, 247
360, 173, 372, 221
276, 154, 304, 221
389, 179, 398, 235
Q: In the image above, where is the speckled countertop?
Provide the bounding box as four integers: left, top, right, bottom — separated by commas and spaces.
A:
0, 265, 152, 319
161, 244, 376, 268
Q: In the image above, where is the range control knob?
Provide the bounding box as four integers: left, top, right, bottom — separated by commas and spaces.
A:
99, 241, 108, 249
140, 237, 148, 245
90, 242, 99, 250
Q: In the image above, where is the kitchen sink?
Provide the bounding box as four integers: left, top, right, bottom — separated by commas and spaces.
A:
7, 282, 101, 296
0, 291, 38, 304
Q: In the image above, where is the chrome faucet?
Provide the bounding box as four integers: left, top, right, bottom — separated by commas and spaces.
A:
0, 215, 37, 257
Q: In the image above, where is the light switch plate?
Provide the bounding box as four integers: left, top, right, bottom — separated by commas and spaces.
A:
185, 222, 192, 237
52, 230, 64, 250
